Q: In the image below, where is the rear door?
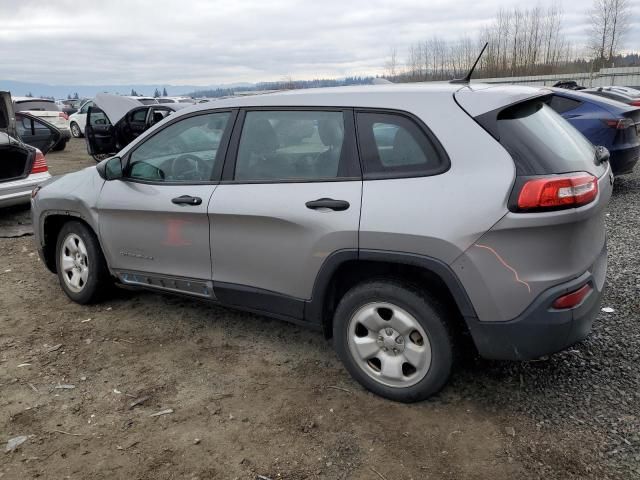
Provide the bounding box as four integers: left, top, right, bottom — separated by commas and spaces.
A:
15, 113, 61, 154
208, 108, 362, 314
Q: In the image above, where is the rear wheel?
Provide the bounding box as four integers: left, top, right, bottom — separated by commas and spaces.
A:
70, 122, 83, 138
55, 221, 111, 304
333, 280, 454, 402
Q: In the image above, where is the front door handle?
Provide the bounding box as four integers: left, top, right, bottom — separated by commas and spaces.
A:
172, 195, 202, 206
305, 198, 350, 211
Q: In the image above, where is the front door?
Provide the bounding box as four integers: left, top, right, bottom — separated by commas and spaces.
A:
96, 110, 236, 296
209, 109, 362, 310
85, 105, 117, 158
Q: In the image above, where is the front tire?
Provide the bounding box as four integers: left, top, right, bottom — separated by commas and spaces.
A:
70, 122, 83, 138
333, 280, 454, 402
55, 221, 111, 304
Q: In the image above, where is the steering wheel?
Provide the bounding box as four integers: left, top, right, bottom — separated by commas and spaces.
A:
170, 154, 209, 181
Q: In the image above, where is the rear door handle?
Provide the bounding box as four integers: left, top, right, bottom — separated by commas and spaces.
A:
305, 198, 350, 211
172, 195, 202, 206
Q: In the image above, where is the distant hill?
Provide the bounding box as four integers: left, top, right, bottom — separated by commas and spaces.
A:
0, 80, 253, 99
0, 76, 376, 100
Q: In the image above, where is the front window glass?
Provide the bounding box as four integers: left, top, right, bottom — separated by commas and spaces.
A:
127, 112, 230, 182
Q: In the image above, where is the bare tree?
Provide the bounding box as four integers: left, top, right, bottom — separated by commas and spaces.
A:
607, 0, 630, 60
384, 48, 398, 77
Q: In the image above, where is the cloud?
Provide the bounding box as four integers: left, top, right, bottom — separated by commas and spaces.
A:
0, 0, 638, 85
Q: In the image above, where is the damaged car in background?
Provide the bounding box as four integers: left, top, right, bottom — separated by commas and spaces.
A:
85, 93, 189, 161
1, 92, 58, 207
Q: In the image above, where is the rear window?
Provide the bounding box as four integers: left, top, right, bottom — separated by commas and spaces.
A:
548, 95, 582, 114
14, 100, 58, 112
494, 100, 603, 176
138, 99, 157, 105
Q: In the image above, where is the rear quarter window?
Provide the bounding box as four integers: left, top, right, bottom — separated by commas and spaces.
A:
355, 111, 448, 179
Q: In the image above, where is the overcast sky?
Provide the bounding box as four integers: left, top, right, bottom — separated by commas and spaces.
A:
1, 0, 638, 86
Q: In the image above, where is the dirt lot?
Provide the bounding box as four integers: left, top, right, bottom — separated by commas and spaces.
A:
1, 139, 638, 479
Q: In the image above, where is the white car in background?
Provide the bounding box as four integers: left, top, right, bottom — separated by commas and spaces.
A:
12, 97, 71, 151
69, 99, 95, 138
157, 96, 195, 104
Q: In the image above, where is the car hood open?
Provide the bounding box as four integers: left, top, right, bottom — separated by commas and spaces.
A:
94, 93, 144, 125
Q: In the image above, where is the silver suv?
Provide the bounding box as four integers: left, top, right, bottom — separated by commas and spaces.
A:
31, 84, 613, 402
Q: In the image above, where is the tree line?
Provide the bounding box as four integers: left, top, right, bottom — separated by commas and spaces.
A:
385, 0, 635, 82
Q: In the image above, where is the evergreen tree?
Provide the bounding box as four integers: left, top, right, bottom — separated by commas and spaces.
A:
153, 88, 161, 98
162, 87, 168, 97
73, 92, 79, 99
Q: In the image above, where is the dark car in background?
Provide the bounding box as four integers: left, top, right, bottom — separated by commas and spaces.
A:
0, 91, 58, 207
548, 88, 640, 175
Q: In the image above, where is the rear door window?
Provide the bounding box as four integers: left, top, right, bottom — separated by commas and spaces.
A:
355, 112, 448, 179
494, 100, 604, 176
234, 110, 357, 181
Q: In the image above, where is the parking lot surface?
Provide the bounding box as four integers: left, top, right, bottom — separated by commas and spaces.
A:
1, 139, 638, 479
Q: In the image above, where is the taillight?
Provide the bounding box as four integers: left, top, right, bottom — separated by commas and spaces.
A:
516, 173, 598, 211
31, 150, 48, 174
552, 283, 592, 309
631, 99, 640, 107
603, 118, 634, 129
59, 112, 69, 121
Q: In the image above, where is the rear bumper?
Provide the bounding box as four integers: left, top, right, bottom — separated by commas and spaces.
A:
466, 244, 607, 360
609, 145, 639, 175
0, 173, 51, 208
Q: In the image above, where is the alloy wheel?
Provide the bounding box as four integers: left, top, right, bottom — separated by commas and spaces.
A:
60, 233, 89, 293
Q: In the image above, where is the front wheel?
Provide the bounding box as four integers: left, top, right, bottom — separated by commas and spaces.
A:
55, 221, 111, 304
70, 122, 83, 138
333, 280, 454, 402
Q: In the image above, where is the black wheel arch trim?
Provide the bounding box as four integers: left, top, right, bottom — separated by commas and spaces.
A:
304, 248, 478, 330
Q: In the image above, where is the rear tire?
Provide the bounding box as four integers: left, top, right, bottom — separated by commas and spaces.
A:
333, 279, 454, 402
55, 221, 111, 304
70, 122, 83, 138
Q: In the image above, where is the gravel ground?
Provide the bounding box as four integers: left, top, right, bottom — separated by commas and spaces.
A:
452, 170, 640, 478
0, 139, 638, 479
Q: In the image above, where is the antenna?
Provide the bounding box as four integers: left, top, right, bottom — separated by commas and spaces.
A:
450, 42, 488, 85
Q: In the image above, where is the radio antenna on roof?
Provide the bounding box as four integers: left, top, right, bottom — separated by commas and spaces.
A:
450, 42, 488, 84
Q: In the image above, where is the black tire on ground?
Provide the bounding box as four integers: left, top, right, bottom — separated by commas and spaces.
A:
52, 139, 67, 151
70, 122, 83, 138
55, 221, 112, 304
333, 279, 454, 403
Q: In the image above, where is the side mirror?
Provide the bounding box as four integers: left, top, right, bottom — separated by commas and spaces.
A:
96, 156, 123, 180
